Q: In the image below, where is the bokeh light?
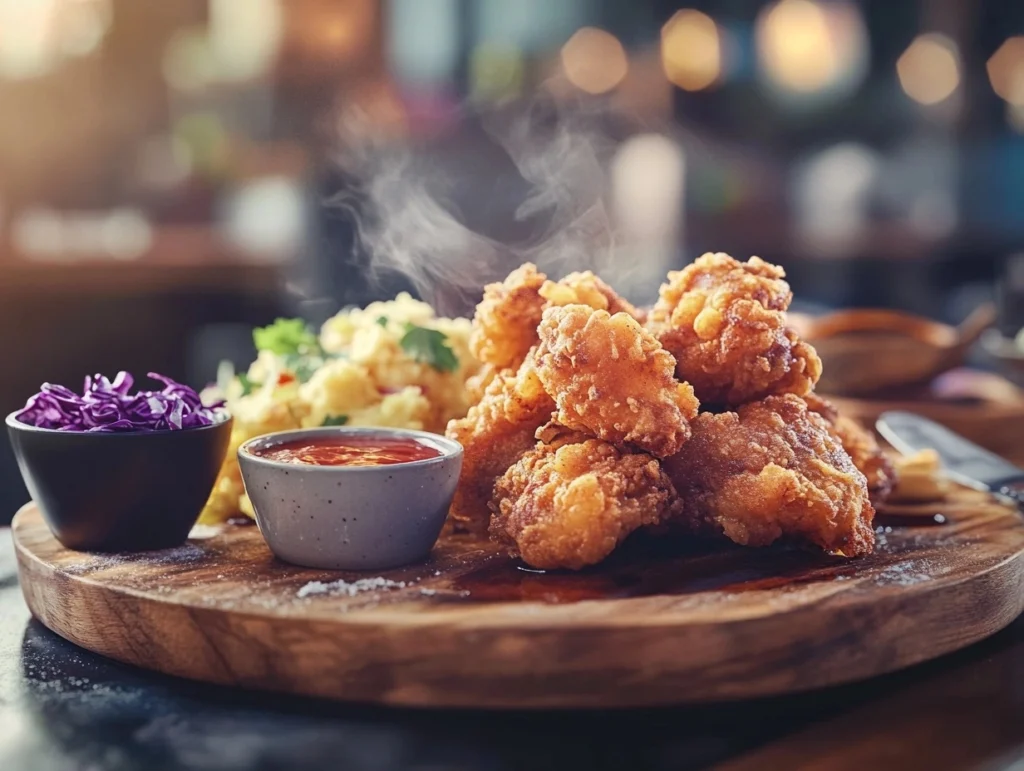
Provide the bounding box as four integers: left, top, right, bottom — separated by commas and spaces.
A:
470, 43, 525, 103
209, 0, 283, 82
54, 0, 112, 57
793, 143, 880, 246
897, 33, 960, 106
988, 37, 1024, 106
162, 28, 217, 92
12, 208, 152, 261
0, 0, 112, 79
755, 0, 867, 98
560, 27, 628, 95
222, 177, 305, 262
610, 133, 686, 299
661, 9, 721, 92
388, 0, 458, 89
290, 0, 375, 65
611, 133, 685, 239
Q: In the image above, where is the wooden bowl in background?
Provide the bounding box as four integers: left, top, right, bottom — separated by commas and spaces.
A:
792, 304, 996, 397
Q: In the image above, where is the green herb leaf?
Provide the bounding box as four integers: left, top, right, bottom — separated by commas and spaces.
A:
237, 373, 259, 396
285, 354, 325, 384
321, 414, 349, 426
399, 324, 459, 373
375, 315, 389, 327
253, 318, 321, 357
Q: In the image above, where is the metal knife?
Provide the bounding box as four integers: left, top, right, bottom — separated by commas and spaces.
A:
876, 411, 1024, 510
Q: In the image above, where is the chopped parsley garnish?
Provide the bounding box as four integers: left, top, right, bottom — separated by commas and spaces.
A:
376, 315, 389, 327
285, 354, 324, 384
252, 318, 335, 383
321, 414, 349, 426
253, 318, 321, 357
237, 372, 259, 396
399, 323, 459, 373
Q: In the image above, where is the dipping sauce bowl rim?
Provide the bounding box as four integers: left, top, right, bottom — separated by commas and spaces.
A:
238, 426, 463, 473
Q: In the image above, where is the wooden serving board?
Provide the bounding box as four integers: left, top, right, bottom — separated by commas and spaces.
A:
13, 491, 1024, 709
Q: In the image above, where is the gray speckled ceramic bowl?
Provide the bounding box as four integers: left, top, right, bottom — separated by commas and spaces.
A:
237, 427, 462, 570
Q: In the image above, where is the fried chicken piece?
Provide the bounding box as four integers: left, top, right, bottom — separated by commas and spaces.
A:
663, 394, 874, 556
800, 391, 839, 423
469, 265, 645, 380
540, 270, 643, 322
491, 438, 682, 570
445, 354, 555, 534
534, 304, 699, 458
469, 263, 548, 372
804, 393, 897, 505
648, 253, 822, 406
465, 362, 503, 405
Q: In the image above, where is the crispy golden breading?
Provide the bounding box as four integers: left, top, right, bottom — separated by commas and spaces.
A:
540, 270, 643, 321
445, 355, 555, 534
801, 391, 839, 423
534, 420, 591, 449
648, 253, 822, 406
465, 362, 503, 405
835, 415, 896, 506
450, 260, 880, 563
469, 266, 644, 389
534, 305, 699, 458
469, 263, 548, 372
663, 394, 875, 557
804, 393, 896, 505
491, 438, 682, 570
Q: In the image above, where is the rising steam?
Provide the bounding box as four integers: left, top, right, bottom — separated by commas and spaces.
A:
331, 94, 679, 317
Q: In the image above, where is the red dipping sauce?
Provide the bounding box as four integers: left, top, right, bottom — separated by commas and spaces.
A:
253, 435, 442, 467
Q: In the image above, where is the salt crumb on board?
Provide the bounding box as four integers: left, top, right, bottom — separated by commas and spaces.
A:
296, 577, 408, 599
58, 543, 206, 575
875, 562, 933, 587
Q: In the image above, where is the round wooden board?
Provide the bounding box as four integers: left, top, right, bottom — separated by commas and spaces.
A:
13, 492, 1024, 709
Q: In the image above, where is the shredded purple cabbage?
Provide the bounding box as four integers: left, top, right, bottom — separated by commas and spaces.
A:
13, 372, 227, 432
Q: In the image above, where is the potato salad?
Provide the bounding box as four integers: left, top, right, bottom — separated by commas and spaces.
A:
199, 294, 478, 523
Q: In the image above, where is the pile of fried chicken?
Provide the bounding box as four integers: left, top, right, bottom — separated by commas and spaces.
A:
445, 253, 896, 570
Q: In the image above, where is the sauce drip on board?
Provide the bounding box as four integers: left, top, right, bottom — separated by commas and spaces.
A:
254, 436, 442, 467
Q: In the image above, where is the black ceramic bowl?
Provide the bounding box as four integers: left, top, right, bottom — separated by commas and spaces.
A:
5, 412, 232, 551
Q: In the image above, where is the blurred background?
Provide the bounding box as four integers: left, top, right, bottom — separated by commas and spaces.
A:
5, 0, 1024, 520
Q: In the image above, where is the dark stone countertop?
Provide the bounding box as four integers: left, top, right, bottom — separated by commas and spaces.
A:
3, 529, 1024, 771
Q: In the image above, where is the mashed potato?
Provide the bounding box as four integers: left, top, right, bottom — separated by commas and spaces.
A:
198, 294, 478, 524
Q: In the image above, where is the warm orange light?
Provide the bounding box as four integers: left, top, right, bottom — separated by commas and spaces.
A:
897, 33, 960, 105
560, 27, 628, 95
661, 9, 721, 91
347, 76, 407, 135
757, 0, 838, 93
289, 0, 374, 65
0, 0, 113, 79
322, 19, 354, 47
755, 0, 865, 96
988, 37, 1024, 105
